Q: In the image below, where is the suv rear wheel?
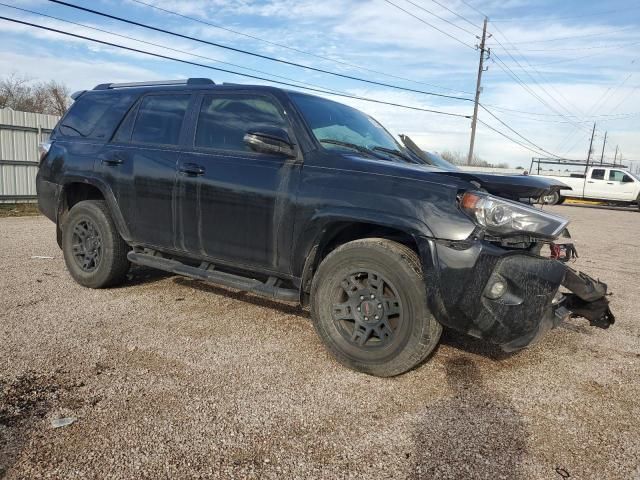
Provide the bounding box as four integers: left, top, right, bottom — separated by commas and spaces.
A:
311, 238, 442, 377
62, 200, 130, 288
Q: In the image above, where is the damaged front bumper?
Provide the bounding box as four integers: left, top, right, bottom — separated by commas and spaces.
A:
418, 238, 614, 351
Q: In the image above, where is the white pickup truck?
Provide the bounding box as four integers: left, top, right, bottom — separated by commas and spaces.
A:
536, 166, 640, 208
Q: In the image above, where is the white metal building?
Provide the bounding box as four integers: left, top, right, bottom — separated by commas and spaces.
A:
0, 108, 60, 203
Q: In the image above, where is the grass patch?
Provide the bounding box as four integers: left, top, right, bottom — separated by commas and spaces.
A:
0, 203, 41, 218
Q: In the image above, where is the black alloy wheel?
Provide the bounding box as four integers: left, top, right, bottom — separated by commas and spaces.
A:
70, 218, 103, 272
332, 271, 402, 348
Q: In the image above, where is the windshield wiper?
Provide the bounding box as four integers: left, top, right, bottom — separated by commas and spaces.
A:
59, 124, 84, 137
371, 146, 415, 163
318, 139, 376, 156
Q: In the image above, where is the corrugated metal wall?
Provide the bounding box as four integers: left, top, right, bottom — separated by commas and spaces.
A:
0, 108, 60, 203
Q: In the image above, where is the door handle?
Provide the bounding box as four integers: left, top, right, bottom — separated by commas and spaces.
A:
587, 181, 595, 183
102, 153, 124, 166
607, 182, 614, 185
179, 163, 205, 176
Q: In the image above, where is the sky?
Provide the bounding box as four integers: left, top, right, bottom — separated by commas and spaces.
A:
1, 0, 638, 168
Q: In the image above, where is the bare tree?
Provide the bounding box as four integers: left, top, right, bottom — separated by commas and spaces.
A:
0, 73, 70, 115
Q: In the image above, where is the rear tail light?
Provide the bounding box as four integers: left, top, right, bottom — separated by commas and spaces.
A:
39, 141, 52, 165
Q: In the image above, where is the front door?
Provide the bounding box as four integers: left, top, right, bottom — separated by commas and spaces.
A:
605, 169, 637, 201
176, 92, 300, 274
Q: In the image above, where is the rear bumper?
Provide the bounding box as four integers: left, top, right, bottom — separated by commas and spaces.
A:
36, 175, 61, 223
418, 238, 613, 350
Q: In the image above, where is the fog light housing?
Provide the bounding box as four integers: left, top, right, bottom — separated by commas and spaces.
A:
486, 280, 507, 299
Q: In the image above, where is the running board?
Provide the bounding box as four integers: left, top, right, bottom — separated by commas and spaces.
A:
127, 252, 299, 302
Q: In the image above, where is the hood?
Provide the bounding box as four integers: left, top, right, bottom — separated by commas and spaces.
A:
431, 171, 571, 199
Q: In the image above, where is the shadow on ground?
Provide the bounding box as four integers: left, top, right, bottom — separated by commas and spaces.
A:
439, 329, 520, 361
172, 277, 310, 319
411, 356, 527, 479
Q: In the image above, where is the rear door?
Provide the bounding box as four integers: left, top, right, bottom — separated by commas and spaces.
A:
105, 93, 192, 248
583, 168, 608, 199
176, 91, 300, 274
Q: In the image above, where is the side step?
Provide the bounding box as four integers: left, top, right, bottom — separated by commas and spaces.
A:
127, 252, 299, 302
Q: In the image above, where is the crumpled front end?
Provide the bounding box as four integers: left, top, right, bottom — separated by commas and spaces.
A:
417, 237, 614, 351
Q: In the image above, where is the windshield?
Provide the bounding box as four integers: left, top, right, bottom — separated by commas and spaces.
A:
423, 151, 460, 171
627, 170, 640, 181
289, 92, 401, 153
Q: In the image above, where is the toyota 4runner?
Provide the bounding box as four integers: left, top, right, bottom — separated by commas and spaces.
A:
37, 78, 614, 376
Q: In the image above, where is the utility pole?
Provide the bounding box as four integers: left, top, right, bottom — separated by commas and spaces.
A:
599, 131, 607, 164
467, 16, 489, 166
614, 145, 619, 165
586, 122, 596, 163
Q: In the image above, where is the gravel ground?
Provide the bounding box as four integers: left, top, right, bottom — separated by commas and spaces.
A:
1, 206, 639, 479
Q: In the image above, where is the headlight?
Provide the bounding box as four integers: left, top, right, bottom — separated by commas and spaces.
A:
460, 191, 569, 238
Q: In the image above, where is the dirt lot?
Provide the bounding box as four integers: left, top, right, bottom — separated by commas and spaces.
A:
1, 206, 639, 479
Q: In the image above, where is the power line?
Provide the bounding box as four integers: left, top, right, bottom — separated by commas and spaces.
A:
128, 0, 474, 95
48, 0, 474, 103
425, 0, 480, 30
488, 22, 590, 134
490, 53, 591, 134
0, 2, 344, 96
0, 15, 471, 119
503, 25, 637, 45
491, 5, 640, 23
480, 105, 562, 158
483, 104, 640, 119
476, 118, 559, 158
496, 39, 640, 53
457, 0, 487, 18
557, 60, 637, 154
399, 0, 480, 37
380, 0, 476, 50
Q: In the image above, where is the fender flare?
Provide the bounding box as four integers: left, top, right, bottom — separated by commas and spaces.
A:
294, 207, 435, 301
57, 174, 132, 243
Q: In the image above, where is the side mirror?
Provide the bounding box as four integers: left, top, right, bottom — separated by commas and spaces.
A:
243, 127, 296, 158
623, 175, 634, 183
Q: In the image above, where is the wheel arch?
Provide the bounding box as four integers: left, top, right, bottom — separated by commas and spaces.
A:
56, 176, 131, 247
296, 210, 434, 306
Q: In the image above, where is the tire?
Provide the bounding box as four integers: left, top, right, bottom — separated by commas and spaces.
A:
310, 238, 442, 377
62, 200, 130, 288
542, 191, 562, 205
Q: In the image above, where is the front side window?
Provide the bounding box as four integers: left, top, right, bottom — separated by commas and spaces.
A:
591, 169, 605, 180
195, 94, 287, 151
131, 95, 190, 145
289, 92, 399, 152
609, 170, 627, 182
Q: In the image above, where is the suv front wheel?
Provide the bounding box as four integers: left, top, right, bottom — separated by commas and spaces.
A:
62, 200, 130, 288
311, 238, 442, 377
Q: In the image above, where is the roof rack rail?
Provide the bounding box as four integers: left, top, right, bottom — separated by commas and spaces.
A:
93, 78, 214, 90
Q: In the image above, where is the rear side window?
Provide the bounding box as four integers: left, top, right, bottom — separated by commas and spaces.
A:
57, 91, 136, 139
131, 95, 190, 145
591, 169, 605, 180
195, 94, 286, 152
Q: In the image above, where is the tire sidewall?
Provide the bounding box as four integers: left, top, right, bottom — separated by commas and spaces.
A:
311, 241, 441, 376
62, 202, 118, 288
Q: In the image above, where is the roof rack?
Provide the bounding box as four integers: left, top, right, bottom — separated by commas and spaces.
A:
529, 157, 628, 174
92, 78, 214, 90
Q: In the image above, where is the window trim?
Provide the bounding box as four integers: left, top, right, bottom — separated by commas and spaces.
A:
188, 91, 299, 160
124, 92, 193, 148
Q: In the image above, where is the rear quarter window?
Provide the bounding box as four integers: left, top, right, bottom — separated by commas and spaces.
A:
57, 91, 137, 140
591, 169, 605, 180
